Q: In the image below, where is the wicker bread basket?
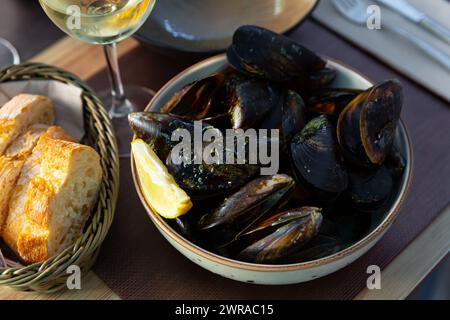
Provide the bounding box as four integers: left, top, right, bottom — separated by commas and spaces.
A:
0, 63, 119, 293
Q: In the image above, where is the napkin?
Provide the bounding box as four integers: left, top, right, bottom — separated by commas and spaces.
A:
0, 80, 85, 141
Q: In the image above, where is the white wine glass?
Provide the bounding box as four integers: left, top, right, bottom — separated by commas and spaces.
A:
0, 38, 20, 68
39, 0, 156, 157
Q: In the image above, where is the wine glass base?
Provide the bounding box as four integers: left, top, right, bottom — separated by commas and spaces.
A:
98, 85, 155, 158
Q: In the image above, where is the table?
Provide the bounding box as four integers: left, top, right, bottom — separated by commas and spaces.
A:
0, 1, 449, 300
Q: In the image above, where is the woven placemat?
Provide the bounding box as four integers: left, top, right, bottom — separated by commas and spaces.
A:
92, 20, 450, 299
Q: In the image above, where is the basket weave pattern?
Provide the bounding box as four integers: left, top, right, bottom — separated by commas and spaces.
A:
0, 63, 119, 293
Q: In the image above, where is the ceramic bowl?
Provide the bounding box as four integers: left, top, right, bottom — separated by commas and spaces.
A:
135, 0, 318, 53
131, 54, 413, 285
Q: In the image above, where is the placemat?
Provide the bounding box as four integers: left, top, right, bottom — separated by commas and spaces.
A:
313, 0, 450, 102
92, 20, 450, 299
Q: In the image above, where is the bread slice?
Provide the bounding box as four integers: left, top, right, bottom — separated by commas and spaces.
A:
0, 157, 24, 229
5, 124, 49, 159
0, 94, 55, 155
1, 126, 100, 264
0, 126, 72, 233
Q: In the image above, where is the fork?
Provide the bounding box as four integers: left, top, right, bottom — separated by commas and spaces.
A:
332, 0, 450, 71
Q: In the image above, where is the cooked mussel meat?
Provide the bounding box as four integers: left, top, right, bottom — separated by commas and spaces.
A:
237, 207, 322, 263
337, 80, 403, 167
227, 25, 326, 82
291, 115, 349, 198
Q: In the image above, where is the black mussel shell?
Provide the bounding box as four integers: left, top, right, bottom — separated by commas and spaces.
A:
166, 143, 259, 200
281, 234, 342, 263
288, 67, 337, 92
161, 73, 228, 122
226, 73, 283, 129
129, 112, 211, 160
227, 25, 326, 82
197, 175, 295, 248
258, 90, 307, 152
337, 80, 403, 167
346, 166, 393, 206
291, 115, 349, 197
306, 88, 363, 116
328, 212, 372, 246
237, 207, 322, 263
281, 90, 307, 145
386, 146, 406, 177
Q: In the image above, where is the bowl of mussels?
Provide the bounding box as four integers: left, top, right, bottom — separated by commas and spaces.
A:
129, 26, 413, 285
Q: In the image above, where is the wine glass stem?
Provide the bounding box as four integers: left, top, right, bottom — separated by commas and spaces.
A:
103, 43, 132, 119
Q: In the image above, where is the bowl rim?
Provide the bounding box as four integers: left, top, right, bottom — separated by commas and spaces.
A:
131, 53, 414, 272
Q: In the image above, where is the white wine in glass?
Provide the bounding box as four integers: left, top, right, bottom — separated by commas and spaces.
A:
39, 0, 156, 156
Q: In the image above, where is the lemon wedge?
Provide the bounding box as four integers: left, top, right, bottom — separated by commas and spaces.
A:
132, 139, 192, 219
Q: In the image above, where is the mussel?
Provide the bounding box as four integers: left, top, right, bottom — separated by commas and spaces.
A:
166, 144, 259, 200
337, 80, 403, 167
281, 234, 342, 263
130, 112, 257, 198
306, 88, 363, 116
258, 90, 307, 146
161, 73, 228, 123
129, 112, 211, 160
291, 115, 349, 199
198, 174, 295, 247
237, 207, 322, 263
227, 25, 327, 82
346, 166, 393, 206
226, 73, 283, 129
288, 67, 337, 92
386, 146, 406, 177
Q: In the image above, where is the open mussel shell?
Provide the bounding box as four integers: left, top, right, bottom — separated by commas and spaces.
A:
306, 88, 363, 116
346, 166, 393, 206
197, 174, 295, 247
236, 207, 323, 264
161, 73, 229, 123
227, 25, 326, 82
337, 80, 403, 167
129, 112, 209, 160
226, 73, 283, 129
291, 115, 349, 198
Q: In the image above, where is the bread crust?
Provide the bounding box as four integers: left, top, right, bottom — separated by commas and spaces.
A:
2, 127, 102, 264
0, 94, 55, 155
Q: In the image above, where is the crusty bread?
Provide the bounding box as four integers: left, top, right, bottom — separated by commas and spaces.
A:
0, 126, 72, 233
0, 157, 24, 229
5, 124, 49, 159
2, 126, 101, 264
0, 94, 55, 155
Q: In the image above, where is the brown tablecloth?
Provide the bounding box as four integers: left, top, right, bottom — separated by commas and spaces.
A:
89, 20, 450, 299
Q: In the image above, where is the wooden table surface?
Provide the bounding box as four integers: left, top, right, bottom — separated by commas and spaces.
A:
0, 1, 449, 300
